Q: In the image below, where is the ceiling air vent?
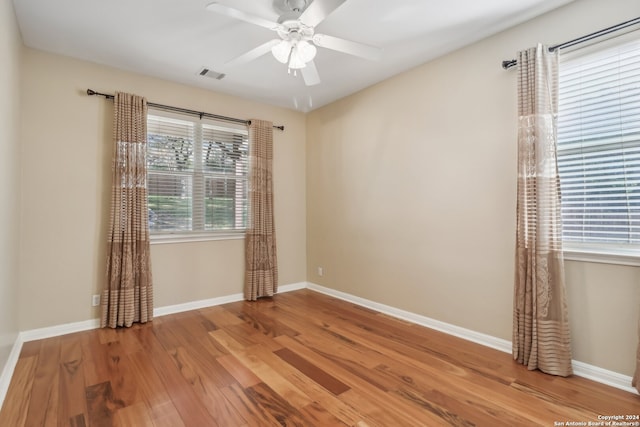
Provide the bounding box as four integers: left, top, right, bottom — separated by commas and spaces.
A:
198, 67, 226, 80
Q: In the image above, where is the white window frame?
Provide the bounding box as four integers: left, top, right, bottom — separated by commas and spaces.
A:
557, 32, 640, 266
146, 109, 249, 244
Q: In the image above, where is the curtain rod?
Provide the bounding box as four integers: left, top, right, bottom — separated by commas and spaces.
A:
86, 89, 285, 131
501, 16, 640, 70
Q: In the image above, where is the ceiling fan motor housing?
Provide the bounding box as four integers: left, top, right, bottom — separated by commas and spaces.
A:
277, 18, 314, 42
284, 0, 308, 12
277, 11, 302, 25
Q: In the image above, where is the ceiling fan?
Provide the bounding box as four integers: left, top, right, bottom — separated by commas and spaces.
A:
206, 0, 382, 86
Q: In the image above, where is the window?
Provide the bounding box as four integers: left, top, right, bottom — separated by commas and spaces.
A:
146, 111, 249, 241
557, 36, 640, 260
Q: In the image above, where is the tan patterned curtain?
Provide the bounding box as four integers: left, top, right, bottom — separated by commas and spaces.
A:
513, 44, 572, 377
244, 119, 278, 301
101, 92, 154, 328
633, 320, 639, 393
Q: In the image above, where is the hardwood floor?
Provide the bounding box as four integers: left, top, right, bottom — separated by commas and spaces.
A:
0, 289, 637, 426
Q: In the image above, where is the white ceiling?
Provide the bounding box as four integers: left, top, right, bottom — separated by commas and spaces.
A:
13, 0, 574, 112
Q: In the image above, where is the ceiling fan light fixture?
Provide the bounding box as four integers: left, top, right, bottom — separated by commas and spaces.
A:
287, 40, 316, 70
271, 40, 292, 63
288, 48, 307, 69
296, 40, 317, 62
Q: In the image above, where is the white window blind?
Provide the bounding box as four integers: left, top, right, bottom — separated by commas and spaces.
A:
557, 36, 640, 250
147, 112, 249, 236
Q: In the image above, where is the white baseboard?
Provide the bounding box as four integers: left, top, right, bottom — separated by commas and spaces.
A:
153, 281, 307, 317
0, 334, 23, 411
153, 293, 245, 317
20, 281, 309, 341
278, 282, 309, 293
20, 319, 100, 342
572, 360, 637, 395
306, 282, 638, 395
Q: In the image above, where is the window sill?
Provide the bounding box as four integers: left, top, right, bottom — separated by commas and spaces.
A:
150, 232, 245, 245
563, 245, 640, 267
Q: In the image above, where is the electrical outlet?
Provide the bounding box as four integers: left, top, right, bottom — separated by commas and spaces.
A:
92, 294, 100, 307
317, 266, 324, 277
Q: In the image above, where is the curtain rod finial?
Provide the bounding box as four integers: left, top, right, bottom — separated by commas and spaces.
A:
87, 89, 96, 96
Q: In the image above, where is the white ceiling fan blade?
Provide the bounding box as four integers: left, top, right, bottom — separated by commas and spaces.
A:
225, 39, 281, 67
301, 60, 321, 86
313, 34, 382, 61
206, 3, 279, 30
299, 0, 346, 27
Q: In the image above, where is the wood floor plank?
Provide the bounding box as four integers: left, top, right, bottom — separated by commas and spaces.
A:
340, 388, 445, 426
138, 324, 221, 426
274, 335, 446, 426
294, 337, 391, 392
81, 331, 112, 388
289, 298, 503, 385
220, 322, 270, 349
102, 341, 138, 407
217, 354, 262, 388
282, 368, 382, 427
274, 347, 350, 395
513, 373, 640, 416
226, 322, 287, 352
145, 401, 186, 427
58, 334, 89, 426
209, 328, 249, 352
163, 312, 212, 348
69, 413, 88, 427
210, 330, 313, 410
377, 363, 533, 426
200, 305, 246, 327
23, 336, 61, 427
198, 332, 233, 358
1, 289, 637, 427
292, 290, 524, 387
114, 326, 144, 355
168, 346, 246, 427
113, 401, 154, 426
19, 340, 42, 359
127, 349, 185, 427
244, 382, 311, 426
224, 300, 300, 338
290, 309, 591, 424
85, 381, 125, 427
152, 319, 185, 352
220, 382, 284, 427
97, 327, 120, 345
0, 355, 38, 427
166, 322, 237, 387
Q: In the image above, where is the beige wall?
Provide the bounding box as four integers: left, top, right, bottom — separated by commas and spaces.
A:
306, 0, 640, 377
19, 49, 307, 330
0, 0, 22, 373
